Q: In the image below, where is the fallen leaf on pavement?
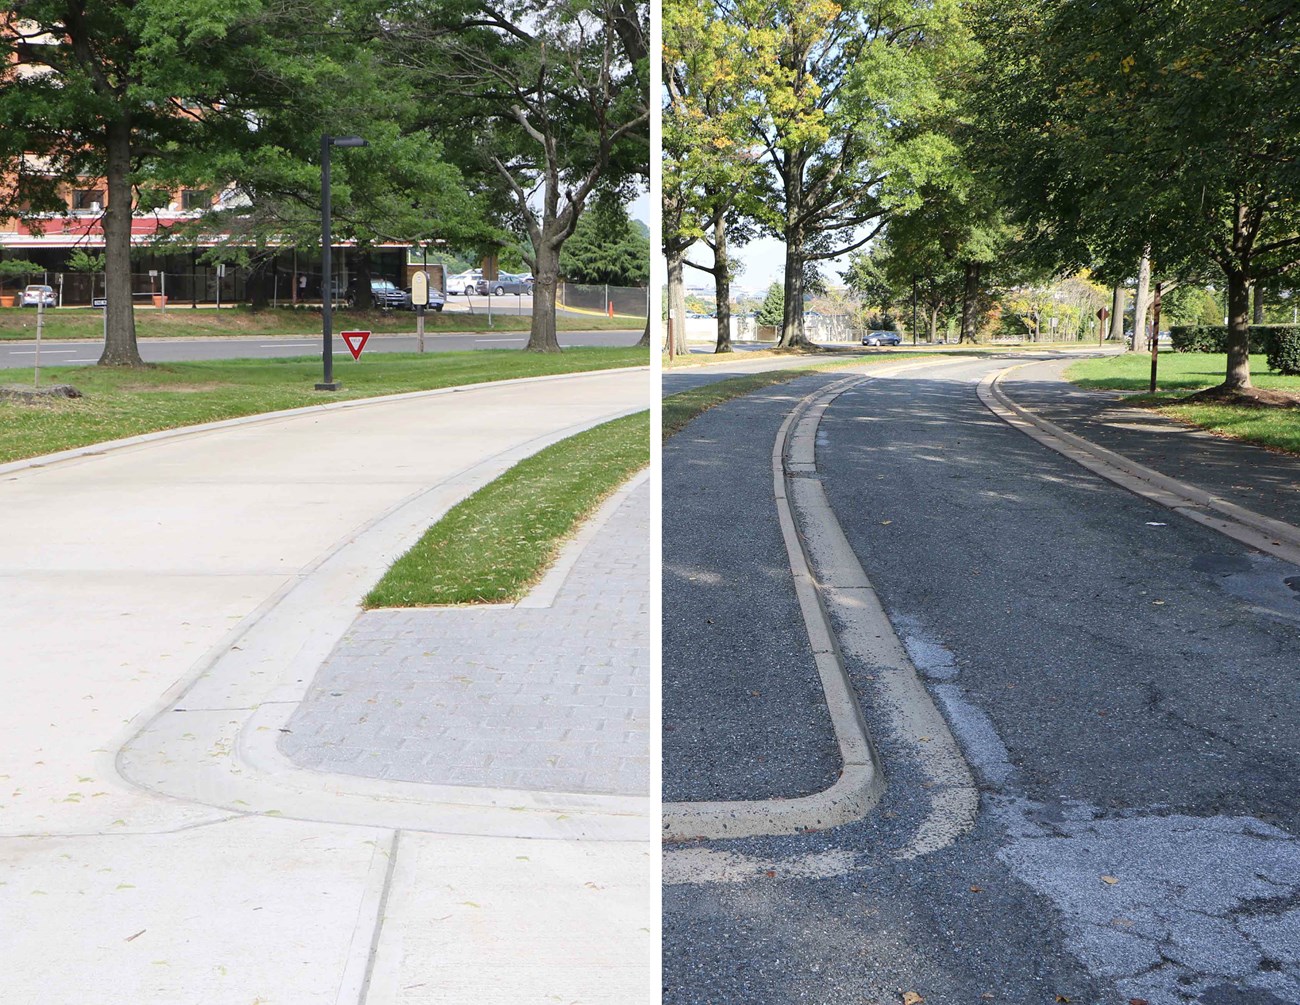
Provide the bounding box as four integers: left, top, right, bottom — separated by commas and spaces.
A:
765, 870, 776, 878
1101, 875, 1120, 885
969, 885, 983, 893
901, 993, 924, 1005
880, 520, 893, 525
1056, 997, 1071, 1003
1129, 999, 1149, 1005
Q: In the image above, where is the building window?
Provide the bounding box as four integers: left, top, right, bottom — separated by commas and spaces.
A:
182, 190, 211, 211
72, 189, 104, 211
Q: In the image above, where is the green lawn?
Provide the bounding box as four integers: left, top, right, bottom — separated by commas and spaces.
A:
1065, 351, 1300, 454
364, 410, 648, 606
0, 346, 647, 464
0, 305, 636, 341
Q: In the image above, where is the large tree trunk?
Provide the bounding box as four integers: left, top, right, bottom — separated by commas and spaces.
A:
1130, 250, 1151, 352
1252, 281, 1265, 324
928, 303, 940, 343
778, 237, 808, 348
637, 315, 650, 348
666, 249, 687, 356
98, 119, 142, 366
248, 254, 271, 310
1110, 284, 1124, 342
354, 249, 374, 310
1223, 269, 1253, 390
713, 212, 732, 354
526, 240, 562, 352
959, 262, 978, 343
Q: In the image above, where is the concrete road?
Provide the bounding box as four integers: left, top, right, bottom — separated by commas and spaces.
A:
663, 355, 1300, 1005
0, 328, 642, 369
0, 368, 651, 1004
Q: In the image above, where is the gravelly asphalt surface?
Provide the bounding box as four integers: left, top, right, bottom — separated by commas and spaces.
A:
663, 355, 1300, 1005
663, 375, 842, 802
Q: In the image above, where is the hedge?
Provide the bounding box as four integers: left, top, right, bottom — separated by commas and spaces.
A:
1265, 327, 1300, 376
1169, 324, 1287, 354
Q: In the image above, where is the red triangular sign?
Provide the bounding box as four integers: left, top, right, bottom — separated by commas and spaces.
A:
341, 330, 370, 360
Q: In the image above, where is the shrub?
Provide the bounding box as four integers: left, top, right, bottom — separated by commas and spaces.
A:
1264, 326, 1300, 375
1169, 324, 1273, 353
1170, 325, 1227, 352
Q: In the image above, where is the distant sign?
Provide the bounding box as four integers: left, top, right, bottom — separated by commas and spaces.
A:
1097, 307, 1110, 322
91, 297, 107, 309
341, 330, 371, 360
411, 271, 429, 307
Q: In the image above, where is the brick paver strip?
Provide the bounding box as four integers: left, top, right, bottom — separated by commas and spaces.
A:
280, 480, 649, 796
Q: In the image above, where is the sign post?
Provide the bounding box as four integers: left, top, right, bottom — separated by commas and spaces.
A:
1096, 306, 1110, 346
1149, 282, 1162, 392
34, 299, 43, 388
411, 270, 429, 353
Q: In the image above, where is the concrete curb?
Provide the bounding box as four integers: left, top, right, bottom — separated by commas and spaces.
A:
980, 363, 1300, 568
0, 364, 648, 479
663, 359, 979, 844
116, 394, 651, 843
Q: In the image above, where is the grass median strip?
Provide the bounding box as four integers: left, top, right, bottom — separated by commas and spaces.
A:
1066, 352, 1300, 454
0, 306, 636, 341
364, 410, 649, 607
0, 347, 646, 465
663, 355, 938, 440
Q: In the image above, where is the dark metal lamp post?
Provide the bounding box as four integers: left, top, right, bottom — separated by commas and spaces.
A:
316, 134, 368, 391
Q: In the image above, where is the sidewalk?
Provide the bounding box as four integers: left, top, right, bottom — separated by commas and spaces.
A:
1000, 357, 1300, 530
0, 368, 649, 1004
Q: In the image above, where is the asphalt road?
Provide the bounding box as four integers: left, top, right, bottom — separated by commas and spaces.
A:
0, 328, 641, 370
663, 354, 1300, 1005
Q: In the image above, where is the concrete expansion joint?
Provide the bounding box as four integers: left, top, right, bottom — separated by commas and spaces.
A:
980, 363, 1300, 568
664, 358, 979, 847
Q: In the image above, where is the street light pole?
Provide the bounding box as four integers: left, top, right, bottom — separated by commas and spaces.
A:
316, 133, 367, 391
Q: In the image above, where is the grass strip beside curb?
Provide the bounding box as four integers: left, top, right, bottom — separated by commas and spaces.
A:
1065, 352, 1300, 455
364, 410, 649, 607
1, 347, 646, 465
663, 356, 937, 440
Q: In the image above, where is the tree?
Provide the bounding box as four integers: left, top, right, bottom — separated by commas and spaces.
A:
398, 0, 648, 352
971, 0, 1300, 389
559, 199, 650, 285
755, 282, 785, 328
0, 2, 347, 366
731, 0, 970, 348
663, 0, 766, 355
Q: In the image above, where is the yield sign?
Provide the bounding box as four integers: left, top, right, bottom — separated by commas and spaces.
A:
341, 330, 371, 360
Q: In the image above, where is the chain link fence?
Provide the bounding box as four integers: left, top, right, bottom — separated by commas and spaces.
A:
558, 283, 649, 318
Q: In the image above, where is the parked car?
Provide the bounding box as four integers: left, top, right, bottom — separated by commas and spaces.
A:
21, 284, 56, 308
484, 272, 534, 296
346, 278, 410, 309
446, 270, 483, 296
862, 330, 902, 346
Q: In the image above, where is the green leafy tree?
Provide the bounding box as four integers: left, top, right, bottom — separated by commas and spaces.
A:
0, 2, 347, 365
972, 0, 1300, 389
755, 281, 785, 328
731, 0, 971, 347
560, 199, 650, 285
397, 0, 649, 352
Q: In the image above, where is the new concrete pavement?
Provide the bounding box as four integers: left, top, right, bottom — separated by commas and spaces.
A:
663, 353, 1300, 1005
0, 366, 650, 1004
